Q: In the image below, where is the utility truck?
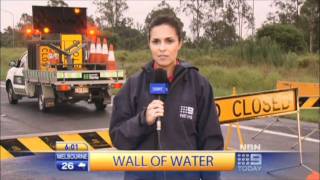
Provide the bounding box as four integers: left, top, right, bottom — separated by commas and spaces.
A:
6, 6, 125, 111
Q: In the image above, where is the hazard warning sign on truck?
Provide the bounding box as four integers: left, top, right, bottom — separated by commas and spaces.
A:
39, 46, 56, 71
215, 89, 298, 124
60, 34, 83, 68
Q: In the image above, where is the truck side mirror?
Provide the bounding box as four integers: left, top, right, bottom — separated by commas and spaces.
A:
9, 60, 17, 67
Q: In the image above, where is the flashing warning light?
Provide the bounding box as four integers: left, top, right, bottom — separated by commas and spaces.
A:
34, 29, 41, 35
74, 8, 81, 14
26, 28, 32, 34
43, 27, 50, 33
89, 29, 95, 35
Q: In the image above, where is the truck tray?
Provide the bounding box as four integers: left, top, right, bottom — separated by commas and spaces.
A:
24, 69, 125, 85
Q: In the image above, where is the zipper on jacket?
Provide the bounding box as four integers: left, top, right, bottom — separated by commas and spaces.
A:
164, 69, 195, 150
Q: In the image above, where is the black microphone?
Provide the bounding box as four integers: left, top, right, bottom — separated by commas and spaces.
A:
150, 69, 168, 132
154, 68, 168, 84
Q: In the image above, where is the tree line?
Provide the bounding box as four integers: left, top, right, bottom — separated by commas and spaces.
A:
0, 0, 319, 53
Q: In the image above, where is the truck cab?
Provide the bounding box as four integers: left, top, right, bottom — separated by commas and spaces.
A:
6, 52, 28, 104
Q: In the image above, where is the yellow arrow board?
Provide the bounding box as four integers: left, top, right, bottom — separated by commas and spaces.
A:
215, 89, 298, 124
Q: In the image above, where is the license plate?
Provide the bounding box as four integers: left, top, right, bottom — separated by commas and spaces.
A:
83, 73, 99, 80
75, 87, 89, 94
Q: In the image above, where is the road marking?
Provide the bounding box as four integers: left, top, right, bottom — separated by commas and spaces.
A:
222, 124, 319, 143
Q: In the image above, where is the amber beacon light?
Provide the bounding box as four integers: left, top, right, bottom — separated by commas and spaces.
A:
43, 27, 50, 34
74, 8, 81, 14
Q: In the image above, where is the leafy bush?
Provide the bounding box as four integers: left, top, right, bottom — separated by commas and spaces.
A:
203, 20, 238, 49
257, 24, 307, 53
102, 27, 147, 50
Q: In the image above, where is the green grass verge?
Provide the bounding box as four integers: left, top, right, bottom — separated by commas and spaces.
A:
282, 109, 320, 123
1, 47, 26, 80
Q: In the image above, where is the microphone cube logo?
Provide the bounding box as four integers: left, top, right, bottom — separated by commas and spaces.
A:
180, 106, 194, 120
150, 83, 168, 95
237, 153, 262, 172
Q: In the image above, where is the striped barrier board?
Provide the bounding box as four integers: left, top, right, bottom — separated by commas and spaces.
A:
299, 97, 320, 109
0, 129, 112, 160
277, 81, 319, 109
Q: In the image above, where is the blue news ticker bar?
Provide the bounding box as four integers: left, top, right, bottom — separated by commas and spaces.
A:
150, 83, 169, 95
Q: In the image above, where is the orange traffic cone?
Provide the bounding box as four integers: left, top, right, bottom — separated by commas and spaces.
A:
89, 39, 97, 64
102, 38, 109, 66
96, 37, 104, 63
89, 41, 96, 53
47, 49, 58, 71
107, 44, 117, 70
102, 38, 109, 56
96, 38, 102, 54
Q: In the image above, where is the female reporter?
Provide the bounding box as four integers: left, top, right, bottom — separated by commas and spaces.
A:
110, 15, 224, 180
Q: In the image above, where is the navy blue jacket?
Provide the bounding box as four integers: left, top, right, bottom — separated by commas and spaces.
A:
110, 60, 224, 180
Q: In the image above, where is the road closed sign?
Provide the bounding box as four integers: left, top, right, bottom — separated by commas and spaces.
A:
215, 89, 298, 124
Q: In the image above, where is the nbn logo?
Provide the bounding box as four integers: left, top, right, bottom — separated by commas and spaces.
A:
150, 83, 168, 95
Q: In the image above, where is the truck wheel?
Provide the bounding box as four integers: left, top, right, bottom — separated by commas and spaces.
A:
38, 88, 47, 112
95, 99, 106, 111
7, 82, 18, 104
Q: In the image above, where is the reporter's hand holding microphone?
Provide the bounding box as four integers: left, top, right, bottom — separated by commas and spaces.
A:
146, 68, 168, 131
146, 100, 164, 126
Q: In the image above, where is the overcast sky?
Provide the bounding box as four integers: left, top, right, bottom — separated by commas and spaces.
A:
1, 0, 274, 38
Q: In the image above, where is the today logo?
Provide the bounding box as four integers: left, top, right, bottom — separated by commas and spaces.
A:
237, 153, 262, 172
